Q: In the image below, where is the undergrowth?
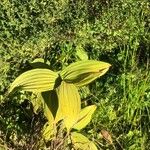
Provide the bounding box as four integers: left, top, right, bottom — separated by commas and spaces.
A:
0, 0, 150, 149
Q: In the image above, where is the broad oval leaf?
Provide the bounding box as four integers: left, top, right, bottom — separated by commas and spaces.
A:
60, 60, 111, 87
73, 105, 97, 130
9, 69, 59, 93
31, 90, 59, 128
71, 132, 98, 150
42, 90, 58, 123
58, 81, 81, 131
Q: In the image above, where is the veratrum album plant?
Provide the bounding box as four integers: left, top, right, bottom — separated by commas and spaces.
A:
9, 59, 111, 149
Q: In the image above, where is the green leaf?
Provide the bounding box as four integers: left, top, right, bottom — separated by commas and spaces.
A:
76, 45, 88, 60
30, 58, 50, 69
9, 69, 59, 93
42, 122, 55, 141
60, 60, 111, 87
32, 58, 45, 63
42, 90, 58, 123
31, 92, 42, 114
71, 132, 98, 150
73, 105, 97, 130
58, 81, 81, 132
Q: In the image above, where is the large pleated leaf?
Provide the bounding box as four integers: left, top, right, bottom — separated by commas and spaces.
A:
60, 60, 111, 87
71, 132, 98, 150
31, 90, 61, 124
42, 90, 58, 123
58, 81, 81, 131
73, 105, 97, 130
9, 69, 59, 93
54, 107, 63, 124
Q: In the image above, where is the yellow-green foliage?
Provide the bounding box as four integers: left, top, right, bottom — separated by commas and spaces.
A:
60, 60, 111, 86
73, 105, 97, 130
57, 81, 81, 131
8, 59, 111, 149
9, 69, 58, 93
71, 132, 98, 150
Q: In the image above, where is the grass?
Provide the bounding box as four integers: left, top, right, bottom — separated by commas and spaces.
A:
87, 43, 150, 149
0, 0, 150, 149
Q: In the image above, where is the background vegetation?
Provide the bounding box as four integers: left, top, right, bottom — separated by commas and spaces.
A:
0, 0, 150, 149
